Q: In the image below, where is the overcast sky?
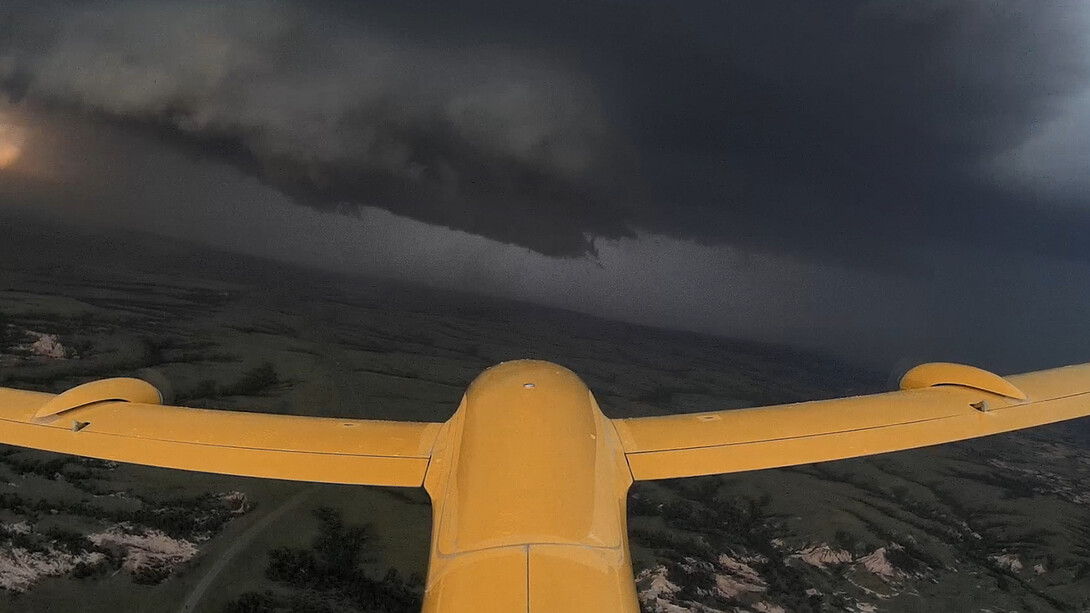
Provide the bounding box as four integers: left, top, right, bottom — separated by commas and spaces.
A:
1, 0, 1089, 372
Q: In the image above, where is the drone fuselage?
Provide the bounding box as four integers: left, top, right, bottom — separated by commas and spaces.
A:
421, 360, 639, 612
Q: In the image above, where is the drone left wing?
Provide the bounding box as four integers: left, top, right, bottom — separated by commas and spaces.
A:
0, 378, 442, 487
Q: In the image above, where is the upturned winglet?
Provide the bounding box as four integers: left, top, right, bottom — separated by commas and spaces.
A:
899, 362, 1027, 400
33, 378, 163, 419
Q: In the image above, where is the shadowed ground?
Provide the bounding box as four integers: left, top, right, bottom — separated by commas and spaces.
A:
1, 220, 1089, 612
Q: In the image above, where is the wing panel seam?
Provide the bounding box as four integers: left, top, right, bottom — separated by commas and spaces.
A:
625, 412, 965, 455
623, 391, 1090, 456
0, 417, 431, 460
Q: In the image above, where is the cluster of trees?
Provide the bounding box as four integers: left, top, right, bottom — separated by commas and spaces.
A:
630, 481, 832, 613
0, 313, 12, 351
0, 488, 244, 542
0, 451, 96, 483
179, 362, 281, 402
224, 507, 421, 613
0, 311, 99, 361
0, 519, 124, 580
0, 488, 249, 586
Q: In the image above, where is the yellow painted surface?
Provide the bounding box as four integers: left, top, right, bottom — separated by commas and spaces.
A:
1, 359, 1089, 611
420, 547, 528, 613
899, 361, 1027, 399
0, 387, 441, 487
527, 544, 640, 613
614, 362, 1090, 481
433, 363, 631, 552
422, 361, 635, 612
34, 377, 163, 418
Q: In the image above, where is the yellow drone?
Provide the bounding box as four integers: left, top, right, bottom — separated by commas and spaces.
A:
1, 359, 1088, 612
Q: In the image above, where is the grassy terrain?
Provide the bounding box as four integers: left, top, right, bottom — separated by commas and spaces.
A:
1, 218, 1089, 612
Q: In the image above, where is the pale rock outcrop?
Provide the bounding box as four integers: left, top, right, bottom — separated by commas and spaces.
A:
989, 553, 1023, 573
636, 566, 694, 613
88, 526, 198, 575
796, 544, 854, 569
718, 553, 764, 579
715, 574, 763, 599
679, 556, 714, 574
0, 547, 105, 592
27, 332, 68, 359
635, 566, 730, 613
715, 553, 767, 598
219, 491, 251, 515
5, 522, 31, 536
858, 547, 903, 581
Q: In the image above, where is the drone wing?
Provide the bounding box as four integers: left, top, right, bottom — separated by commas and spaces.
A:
0, 378, 441, 487
612, 362, 1090, 481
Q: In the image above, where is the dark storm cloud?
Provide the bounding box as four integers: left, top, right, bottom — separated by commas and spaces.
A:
2, 0, 1089, 264
0, 1, 638, 256
552, 0, 1090, 264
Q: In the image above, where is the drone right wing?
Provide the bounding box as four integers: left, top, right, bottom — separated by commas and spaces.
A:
612, 362, 1090, 481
